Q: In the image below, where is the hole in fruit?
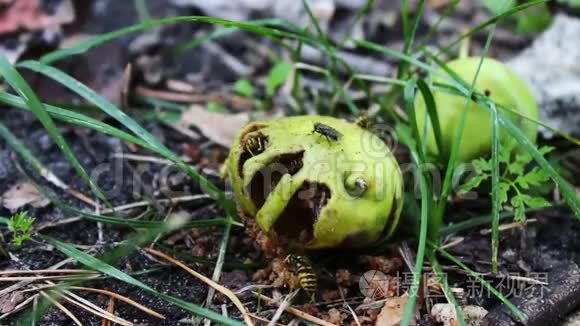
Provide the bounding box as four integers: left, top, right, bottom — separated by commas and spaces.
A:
238, 132, 269, 178
273, 181, 331, 245
247, 151, 304, 209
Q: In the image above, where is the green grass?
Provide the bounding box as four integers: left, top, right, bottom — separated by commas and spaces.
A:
0, 1, 578, 324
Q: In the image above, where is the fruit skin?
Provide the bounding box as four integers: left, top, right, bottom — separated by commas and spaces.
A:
222, 115, 404, 250
415, 57, 539, 162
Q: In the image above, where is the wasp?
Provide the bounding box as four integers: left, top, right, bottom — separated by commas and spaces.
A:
284, 255, 317, 295
242, 133, 268, 156
355, 114, 370, 130
313, 122, 342, 142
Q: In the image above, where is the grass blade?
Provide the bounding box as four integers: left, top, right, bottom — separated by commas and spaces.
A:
431, 242, 526, 321
0, 54, 110, 207
17, 60, 235, 215
40, 16, 317, 65
174, 18, 285, 54
490, 102, 501, 272
400, 153, 430, 325
0, 92, 149, 149
434, 23, 498, 233
43, 236, 243, 326
416, 79, 444, 161
441, 0, 548, 53
399, 0, 426, 78
426, 251, 466, 326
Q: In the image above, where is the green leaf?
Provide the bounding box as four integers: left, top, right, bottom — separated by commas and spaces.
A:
511, 194, 528, 221
206, 101, 226, 113
461, 174, 489, 193
498, 182, 510, 205
232, 79, 255, 98
498, 114, 579, 218
482, 0, 517, 15
266, 61, 293, 97
473, 158, 492, 173
517, 167, 550, 189
525, 195, 551, 209
516, 4, 552, 34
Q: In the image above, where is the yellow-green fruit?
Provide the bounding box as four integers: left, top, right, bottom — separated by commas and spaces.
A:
415, 57, 539, 162
222, 115, 403, 250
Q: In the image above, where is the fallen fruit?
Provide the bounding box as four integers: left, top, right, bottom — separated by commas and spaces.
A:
415, 56, 539, 162
222, 115, 403, 251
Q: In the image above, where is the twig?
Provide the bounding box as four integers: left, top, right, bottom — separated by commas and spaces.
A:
39, 291, 82, 326
479, 219, 537, 235
96, 201, 103, 244
201, 41, 253, 76
67, 286, 165, 319
0, 269, 96, 275
50, 290, 133, 326
35, 217, 83, 231
143, 247, 254, 326
0, 257, 78, 296
204, 219, 233, 324
102, 297, 115, 326
254, 293, 336, 326
112, 153, 174, 165
268, 290, 299, 326
0, 275, 98, 281
100, 194, 211, 214
248, 313, 284, 326
440, 237, 464, 249
135, 86, 252, 107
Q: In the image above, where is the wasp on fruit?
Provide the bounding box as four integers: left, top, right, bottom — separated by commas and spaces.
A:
355, 114, 370, 130
242, 132, 268, 156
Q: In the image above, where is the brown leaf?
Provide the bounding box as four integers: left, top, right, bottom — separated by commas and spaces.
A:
178, 105, 250, 148
0, 0, 75, 35
2, 183, 50, 212
376, 295, 417, 326
0, 291, 25, 314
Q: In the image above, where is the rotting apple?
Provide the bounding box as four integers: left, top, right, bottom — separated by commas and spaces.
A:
222, 115, 404, 252
414, 57, 539, 162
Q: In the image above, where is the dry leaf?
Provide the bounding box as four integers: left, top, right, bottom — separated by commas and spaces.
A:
431, 303, 459, 326
178, 105, 250, 148
2, 183, 50, 212
432, 304, 488, 326
0, 291, 25, 313
376, 295, 416, 326
0, 0, 75, 34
